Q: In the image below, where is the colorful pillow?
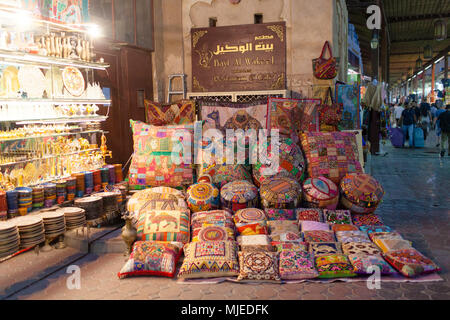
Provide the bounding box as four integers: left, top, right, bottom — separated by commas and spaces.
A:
268, 220, 299, 234
279, 250, 319, 280
220, 180, 259, 213
309, 242, 342, 256
252, 137, 306, 186
237, 251, 281, 283
342, 242, 382, 255
351, 213, 384, 227
136, 210, 190, 244
302, 177, 339, 209
340, 173, 384, 214
190, 210, 234, 230
300, 221, 330, 232
359, 225, 393, 234
267, 97, 302, 137
383, 249, 440, 277
186, 182, 220, 213
348, 254, 397, 275
260, 176, 302, 209
236, 221, 268, 236
369, 232, 404, 242
178, 241, 240, 279
144, 99, 195, 126
191, 226, 235, 242
272, 242, 309, 253
300, 132, 363, 184
264, 209, 296, 221
118, 241, 183, 279
198, 163, 252, 189
332, 224, 359, 232
234, 208, 267, 224
335, 230, 371, 243
237, 235, 272, 252
323, 209, 352, 225
315, 254, 357, 279
303, 230, 335, 243
128, 120, 197, 188
270, 232, 303, 242
295, 208, 323, 222
373, 239, 413, 253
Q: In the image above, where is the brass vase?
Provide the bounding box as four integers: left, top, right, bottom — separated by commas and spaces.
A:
121, 214, 137, 256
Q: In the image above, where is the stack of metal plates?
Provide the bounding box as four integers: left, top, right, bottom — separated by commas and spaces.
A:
59, 207, 86, 230
15, 216, 45, 249
0, 221, 20, 258
41, 211, 66, 239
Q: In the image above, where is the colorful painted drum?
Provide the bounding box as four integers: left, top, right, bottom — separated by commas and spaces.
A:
92, 169, 102, 192
234, 208, 267, 224
302, 176, 339, 209
113, 164, 123, 183
260, 176, 302, 209
66, 177, 77, 201
100, 167, 109, 189
16, 187, 33, 215
252, 137, 306, 187
0, 190, 7, 221
72, 173, 85, 198
32, 185, 45, 208
84, 171, 94, 195
43, 183, 57, 208
186, 182, 220, 213
339, 173, 385, 214
56, 180, 67, 204
105, 165, 116, 185
220, 180, 258, 213
6, 190, 19, 217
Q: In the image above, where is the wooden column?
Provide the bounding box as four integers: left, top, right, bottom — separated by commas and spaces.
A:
431, 63, 436, 103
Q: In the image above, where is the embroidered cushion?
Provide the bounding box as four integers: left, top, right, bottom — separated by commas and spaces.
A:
252, 137, 306, 186
190, 210, 234, 230
267, 97, 302, 137
237, 251, 281, 283
332, 224, 359, 232
186, 182, 220, 213
315, 254, 357, 279
270, 232, 303, 242
335, 230, 371, 243
279, 251, 319, 280
342, 242, 382, 255
359, 225, 393, 234
237, 235, 272, 252
118, 241, 183, 279
323, 209, 352, 225
296, 208, 323, 222
136, 210, 190, 244
144, 99, 195, 126
374, 239, 413, 253
309, 242, 342, 256
369, 232, 404, 242
303, 230, 335, 243
268, 220, 299, 235
198, 163, 252, 189
191, 226, 235, 242
272, 242, 309, 252
236, 221, 268, 236
300, 221, 330, 232
260, 176, 302, 209
351, 213, 384, 227
220, 180, 259, 213
348, 254, 396, 275
300, 132, 363, 184
128, 120, 197, 189
264, 209, 296, 221
178, 241, 240, 279
383, 249, 440, 278
234, 208, 267, 224
340, 173, 384, 214
302, 177, 339, 209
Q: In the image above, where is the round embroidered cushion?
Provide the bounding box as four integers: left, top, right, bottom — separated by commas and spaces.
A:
339, 173, 384, 214
234, 208, 267, 224
302, 176, 339, 209
220, 180, 258, 213
198, 163, 252, 189
252, 137, 306, 187
186, 182, 220, 213
260, 176, 302, 209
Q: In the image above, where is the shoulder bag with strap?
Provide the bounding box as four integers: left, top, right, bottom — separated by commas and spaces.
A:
312, 41, 337, 80
318, 87, 343, 126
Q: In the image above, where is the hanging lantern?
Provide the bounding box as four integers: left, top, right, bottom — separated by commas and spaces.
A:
370, 31, 379, 49
408, 67, 413, 76
434, 19, 447, 41
415, 56, 423, 70
424, 45, 433, 59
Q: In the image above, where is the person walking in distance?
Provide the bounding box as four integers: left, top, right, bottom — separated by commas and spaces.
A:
394, 102, 405, 127
434, 103, 447, 147
437, 105, 450, 157
399, 102, 417, 148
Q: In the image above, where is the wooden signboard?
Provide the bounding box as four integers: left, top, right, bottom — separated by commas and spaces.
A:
191, 22, 286, 92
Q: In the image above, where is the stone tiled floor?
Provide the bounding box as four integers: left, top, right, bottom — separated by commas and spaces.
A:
1, 131, 449, 300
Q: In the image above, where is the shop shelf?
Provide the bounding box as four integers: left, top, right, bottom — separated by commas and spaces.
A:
0, 130, 108, 143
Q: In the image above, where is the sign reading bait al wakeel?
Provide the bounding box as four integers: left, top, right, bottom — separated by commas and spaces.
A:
191, 22, 286, 92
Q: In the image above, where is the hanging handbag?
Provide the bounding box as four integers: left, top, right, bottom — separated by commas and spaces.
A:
312, 41, 337, 80
318, 87, 343, 126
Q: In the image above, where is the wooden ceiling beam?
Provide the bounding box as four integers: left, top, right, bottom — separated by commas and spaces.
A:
388, 13, 450, 23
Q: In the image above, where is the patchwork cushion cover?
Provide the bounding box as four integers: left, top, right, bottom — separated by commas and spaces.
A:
267, 97, 303, 137
236, 221, 268, 236
136, 210, 190, 244
237, 235, 272, 252
300, 221, 330, 232
359, 225, 393, 234
198, 163, 252, 189
234, 208, 267, 224
302, 177, 339, 209
264, 209, 296, 221
191, 226, 235, 242
260, 176, 302, 209
118, 241, 183, 279
272, 242, 309, 253
340, 173, 384, 214
369, 232, 404, 242
303, 230, 336, 243
220, 180, 259, 213
383, 249, 440, 278
190, 210, 234, 230
335, 230, 371, 243
342, 242, 382, 255
315, 254, 357, 279
309, 242, 342, 256
332, 224, 359, 232
374, 239, 413, 253
295, 208, 323, 222
270, 232, 303, 242
144, 99, 195, 126
186, 182, 220, 213
348, 254, 397, 275
323, 209, 352, 225
279, 250, 319, 280
351, 213, 384, 227
268, 220, 299, 235
300, 132, 363, 184
178, 241, 240, 279
237, 251, 281, 282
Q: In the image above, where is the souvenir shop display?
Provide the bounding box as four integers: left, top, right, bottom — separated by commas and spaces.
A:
59, 207, 86, 230
260, 176, 301, 209
237, 250, 281, 283
0, 221, 20, 258
15, 215, 45, 249
220, 180, 259, 213
312, 41, 337, 80
302, 177, 339, 209
144, 99, 196, 126
186, 182, 220, 213
198, 163, 252, 189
